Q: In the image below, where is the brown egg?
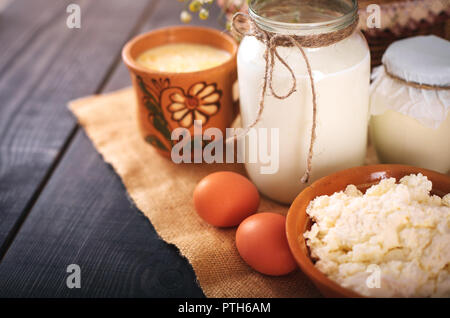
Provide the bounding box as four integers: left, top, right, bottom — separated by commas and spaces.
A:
193, 171, 260, 227
236, 212, 297, 276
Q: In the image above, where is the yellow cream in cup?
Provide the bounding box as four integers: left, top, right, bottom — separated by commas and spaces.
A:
136, 43, 231, 73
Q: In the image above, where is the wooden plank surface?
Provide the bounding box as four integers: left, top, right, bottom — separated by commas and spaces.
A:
0, 0, 153, 255
0, 0, 68, 75
0, 131, 204, 297
0, 0, 224, 297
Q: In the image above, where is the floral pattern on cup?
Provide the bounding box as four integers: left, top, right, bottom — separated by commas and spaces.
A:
137, 76, 173, 151
167, 82, 221, 128
136, 76, 222, 152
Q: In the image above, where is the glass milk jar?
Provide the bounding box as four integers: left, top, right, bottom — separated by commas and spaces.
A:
237, 0, 370, 203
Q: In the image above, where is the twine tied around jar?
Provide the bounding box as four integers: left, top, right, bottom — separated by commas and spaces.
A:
383, 65, 450, 91
228, 12, 359, 183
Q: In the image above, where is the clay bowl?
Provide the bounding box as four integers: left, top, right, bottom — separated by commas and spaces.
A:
286, 164, 450, 298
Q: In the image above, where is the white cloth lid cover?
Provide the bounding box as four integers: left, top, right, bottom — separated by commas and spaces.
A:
382, 35, 450, 87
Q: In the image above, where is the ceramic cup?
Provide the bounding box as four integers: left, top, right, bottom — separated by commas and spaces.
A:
122, 26, 238, 158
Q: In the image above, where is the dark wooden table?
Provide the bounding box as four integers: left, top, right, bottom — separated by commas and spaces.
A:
0, 0, 226, 297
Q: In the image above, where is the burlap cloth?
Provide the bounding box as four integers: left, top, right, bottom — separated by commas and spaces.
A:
69, 87, 379, 298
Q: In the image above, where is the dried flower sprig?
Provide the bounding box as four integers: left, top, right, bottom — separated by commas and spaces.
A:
178, 0, 249, 28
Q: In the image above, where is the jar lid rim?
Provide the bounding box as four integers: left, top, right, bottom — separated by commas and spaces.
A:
248, 0, 358, 35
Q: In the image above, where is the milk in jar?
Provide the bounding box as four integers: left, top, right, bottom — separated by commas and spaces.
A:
237, 0, 370, 203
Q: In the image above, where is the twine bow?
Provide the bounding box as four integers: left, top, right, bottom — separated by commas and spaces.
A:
384, 65, 450, 90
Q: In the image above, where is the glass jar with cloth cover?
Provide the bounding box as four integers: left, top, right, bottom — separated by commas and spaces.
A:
370, 35, 450, 174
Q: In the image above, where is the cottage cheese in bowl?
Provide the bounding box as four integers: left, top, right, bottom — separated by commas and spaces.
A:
304, 174, 450, 297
